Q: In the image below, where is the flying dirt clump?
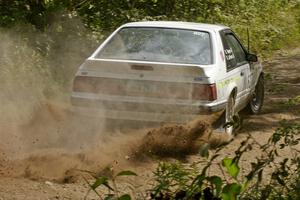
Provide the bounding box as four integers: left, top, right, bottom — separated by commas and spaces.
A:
133, 117, 222, 159
131, 111, 231, 160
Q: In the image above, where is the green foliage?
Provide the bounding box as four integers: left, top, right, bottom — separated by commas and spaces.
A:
147, 121, 300, 199
244, 121, 300, 199
86, 122, 299, 199
150, 162, 193, 197
1, 0, 300, 56
222, 157, 239, 180
285, 95, 300, 106
149, 156, 244, 199
116, 171, 138, 177
221, 183, 241, 200
85, 169, 137, 200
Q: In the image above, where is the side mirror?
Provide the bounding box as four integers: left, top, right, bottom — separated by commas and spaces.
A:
246, 53, 258, 62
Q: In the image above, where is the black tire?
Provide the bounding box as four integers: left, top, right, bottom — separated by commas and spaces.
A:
245, 74, 264, 114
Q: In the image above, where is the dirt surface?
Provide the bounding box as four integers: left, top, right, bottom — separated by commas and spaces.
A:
0, 48, 300, 199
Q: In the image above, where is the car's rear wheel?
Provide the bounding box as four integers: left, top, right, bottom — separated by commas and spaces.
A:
246, 75, 264, 114
212, 93, 237, 138
225, 94, 235, 137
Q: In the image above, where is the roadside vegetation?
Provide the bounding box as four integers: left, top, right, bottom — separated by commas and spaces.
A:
85, 122, 300, 199
0, 1, 300, 199
1, 0, 300, 94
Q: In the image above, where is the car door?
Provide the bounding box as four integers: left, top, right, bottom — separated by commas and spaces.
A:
220, 30, 251, 109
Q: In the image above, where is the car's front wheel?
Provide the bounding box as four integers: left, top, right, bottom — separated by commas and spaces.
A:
246, 74, 264, 114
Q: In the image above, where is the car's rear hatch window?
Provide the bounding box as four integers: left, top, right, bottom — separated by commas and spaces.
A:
96, 27, 212, 65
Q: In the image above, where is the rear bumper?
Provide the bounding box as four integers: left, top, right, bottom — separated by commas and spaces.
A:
71, 92, 226, 123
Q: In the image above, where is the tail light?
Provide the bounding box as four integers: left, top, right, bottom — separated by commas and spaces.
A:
192, 83, 217, 101
73, 76, 123, 94
73, 76, 94, 92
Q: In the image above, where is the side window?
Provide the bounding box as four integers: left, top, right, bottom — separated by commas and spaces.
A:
220, 31, 247, 70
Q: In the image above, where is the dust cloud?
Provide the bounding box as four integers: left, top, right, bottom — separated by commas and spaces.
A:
0, 16, 114, 181
0, 16, 229, 183
0, 101, 228, 183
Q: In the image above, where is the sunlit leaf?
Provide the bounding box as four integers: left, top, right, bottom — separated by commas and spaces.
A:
91, 176, 108, 190
116, 170, 137, 177
222, 157, 240, 179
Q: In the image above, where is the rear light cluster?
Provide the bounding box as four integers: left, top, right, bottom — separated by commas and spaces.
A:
73, 76, 122, 95
73, 76, 93, 92
73, 76, 217, 101
192, 83, 217, 101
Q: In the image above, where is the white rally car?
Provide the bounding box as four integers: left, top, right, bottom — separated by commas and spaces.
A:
71, 21, 264, 136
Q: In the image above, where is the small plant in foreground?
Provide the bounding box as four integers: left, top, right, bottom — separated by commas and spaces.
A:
149, 121, 300, 200
87, 121, 299, 199
149, 153, 245, 199
84, 169, 137, 200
